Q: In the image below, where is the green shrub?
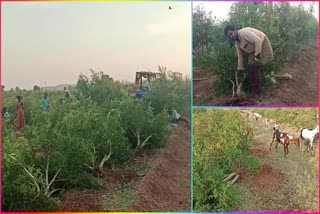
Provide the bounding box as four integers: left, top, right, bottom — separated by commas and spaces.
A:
240, 154, 261, 175
25, 102, 133, 188
144, 67, 190, 115
76, 70, 126, 105
2, 135, 57, 211
193, 167, 239, 212
117, 99, 171, 150
193, 109, 258, 211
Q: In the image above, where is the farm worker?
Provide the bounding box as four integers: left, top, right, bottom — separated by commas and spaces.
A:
171, 109, 182, 123
63, 90, 73, 105
2, 107, 11, 123
41, 93, 50, 112
224, 26, 274, 101
171, 109, 190, 129
15, 95, 26, 131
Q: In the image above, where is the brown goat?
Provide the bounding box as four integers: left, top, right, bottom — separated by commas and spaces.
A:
288, 135, 300, 147
243, 128, 251, 137
270, 128, 290, 156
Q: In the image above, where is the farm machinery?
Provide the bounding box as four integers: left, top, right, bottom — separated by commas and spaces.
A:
131, 71, 160, 98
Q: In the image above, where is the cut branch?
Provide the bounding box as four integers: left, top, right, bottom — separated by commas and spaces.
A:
273, 73, 293, 79
235, 71, 248, 96
222, 172, 236, 182
140, 135, 152, 149
9, 155, 41, 193
228, 174, 240, 185
46, 167, 61, 194
228, 70, 248, 97
23, 167, 41, 193
227, 79, 235, 97
99, 140, 112, 169
10, 155, 63, 196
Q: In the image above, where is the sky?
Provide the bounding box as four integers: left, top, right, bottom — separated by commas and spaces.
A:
193, 1, 235, 20
193, 1, 319, 21
2, 2, 191, 90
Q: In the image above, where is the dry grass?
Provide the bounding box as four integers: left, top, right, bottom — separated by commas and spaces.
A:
236, 114, 318, 212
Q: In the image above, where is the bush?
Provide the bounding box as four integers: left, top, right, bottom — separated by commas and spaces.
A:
193, 109, 259, 211
76, 70, 126, 105
117, 99, 171, 150
2, 135, 57, 211
25, 101, 133, 188
193, 167, 239, 212
144, 66, 190, 115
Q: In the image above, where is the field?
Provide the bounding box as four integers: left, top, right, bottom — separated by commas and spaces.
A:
193, 2, 318, 106
2, 69, 191, 211
193, 108, 318, 212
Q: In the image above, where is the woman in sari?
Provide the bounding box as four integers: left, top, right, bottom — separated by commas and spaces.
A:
15, 95, 26, 131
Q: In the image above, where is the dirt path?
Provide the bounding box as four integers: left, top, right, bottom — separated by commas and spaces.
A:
124, 124, 191, 211
236, 113, 318, 212
59, 123, 191, 212
193, 70, 218, 105
193, 39, 318, 106
263, 40, 318, 106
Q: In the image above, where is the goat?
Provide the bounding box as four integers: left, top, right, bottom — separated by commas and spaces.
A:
243, 128, 251, 137
273, 124, 279, 130
265, 118, 270, 127
270, 127, 290, 156
282, 134, 290, 156
287, 134, 300, 147
300, 126, 319, 156
252, 113, 262, 120
245, 112, 250, 121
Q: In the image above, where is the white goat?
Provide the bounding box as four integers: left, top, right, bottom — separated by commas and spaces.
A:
273, 124, 279, 130
245, 112, 250, 121
252, 113, 262, 121
300, 125, 319, 155
265, 118, 270, 127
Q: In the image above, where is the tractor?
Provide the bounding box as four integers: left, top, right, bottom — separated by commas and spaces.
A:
131, 71, 159, 98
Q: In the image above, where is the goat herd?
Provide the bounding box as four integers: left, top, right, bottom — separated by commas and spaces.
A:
243, 111, 319, 157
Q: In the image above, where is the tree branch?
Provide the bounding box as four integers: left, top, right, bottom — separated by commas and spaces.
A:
99, 140, 112, 169
140, 135, 152, 149
227, 79, 235, 97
